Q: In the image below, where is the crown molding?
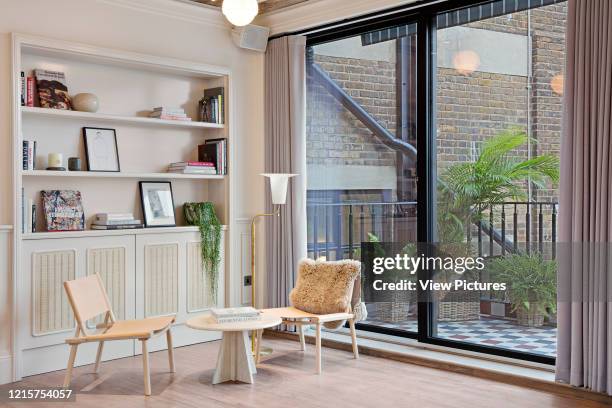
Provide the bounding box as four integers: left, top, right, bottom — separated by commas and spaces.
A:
95, 0, 230, 28
256, 0, 420, 35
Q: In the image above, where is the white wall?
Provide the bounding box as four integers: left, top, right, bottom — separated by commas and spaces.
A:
0, 227, 12, 384
0, 0, 265, 383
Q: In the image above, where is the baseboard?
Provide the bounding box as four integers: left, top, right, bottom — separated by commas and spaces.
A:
264, 330, 611, 405
0, 355, 12, 385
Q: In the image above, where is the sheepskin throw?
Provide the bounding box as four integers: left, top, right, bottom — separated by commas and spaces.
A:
290, 259, 361, 329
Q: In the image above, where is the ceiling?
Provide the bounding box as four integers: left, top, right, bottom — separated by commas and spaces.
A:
188, 0, 312, 14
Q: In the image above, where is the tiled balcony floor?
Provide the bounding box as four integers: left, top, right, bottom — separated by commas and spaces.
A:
360, 316, 557, 358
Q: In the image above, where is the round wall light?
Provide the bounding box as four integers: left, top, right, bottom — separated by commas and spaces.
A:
222, 0, 259, 27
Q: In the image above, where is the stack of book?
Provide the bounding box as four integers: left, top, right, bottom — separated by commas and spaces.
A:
22, 140, 36, 170
211, 307, 261, 324
200, 87, 224, 124
198, 138, 227, 175
149, 107, 192, 121
20, 71, 35, 107
167, 161, 217, 175
92, 213, 144, 230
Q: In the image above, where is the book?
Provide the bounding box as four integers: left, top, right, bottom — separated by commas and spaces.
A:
168, 168, 217, 174
22, 141, 36, 170
91, 224, 144, 230
211, 307, 260, 319
94, 213, 134, 222
150, 111, 187, 118
34, 69, 71, 110
94, 219, 142, 226
152, 107, 184, 114
41, 190, 85, 231
169, 161, 215, 167
151, 115, 192, 121
214, 315, 262, 324
31, 203, 37, 233
20, 72, 25, 106
26, 76, 34, 107
202, 87, 225, 124
198, 138, 227, 175
27, 199, 33, 234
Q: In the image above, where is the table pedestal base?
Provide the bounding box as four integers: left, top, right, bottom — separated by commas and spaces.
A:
213, 330, 256, 385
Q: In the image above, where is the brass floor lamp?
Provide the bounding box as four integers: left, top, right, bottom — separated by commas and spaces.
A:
251, 173, 296, 352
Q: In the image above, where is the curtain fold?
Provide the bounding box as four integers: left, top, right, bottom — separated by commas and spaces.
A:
264, 36, 307, 309
556, 0, 612, 396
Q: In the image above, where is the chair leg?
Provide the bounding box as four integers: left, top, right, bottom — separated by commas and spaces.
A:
94, 341, 104, 373
255, 329, 262, 364
141, 340, 151, 396
166, 330, 175, 373
348, 318, 359, 359
297, 324, 306, 351
63, 344, 78, 388
315, 323, 321, 374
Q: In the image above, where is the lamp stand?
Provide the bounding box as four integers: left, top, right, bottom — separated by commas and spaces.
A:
250, 205, 280, 354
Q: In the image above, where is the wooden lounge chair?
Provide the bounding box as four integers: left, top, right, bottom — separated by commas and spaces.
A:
260, 259, 361, 374
63, 274, 176, 396
259, 306, 358, 374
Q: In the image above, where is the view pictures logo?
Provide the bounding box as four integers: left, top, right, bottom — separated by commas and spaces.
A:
372, 253, 485, 275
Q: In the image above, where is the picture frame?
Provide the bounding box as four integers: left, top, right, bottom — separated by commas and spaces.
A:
139, 181, 176, 227
83, 127, 120, 172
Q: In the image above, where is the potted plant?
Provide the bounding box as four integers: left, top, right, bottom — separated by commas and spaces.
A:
487, 253, 556, 327
437, 127, 560, 244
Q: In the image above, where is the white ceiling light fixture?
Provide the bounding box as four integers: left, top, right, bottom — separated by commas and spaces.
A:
222, 0, 259, 26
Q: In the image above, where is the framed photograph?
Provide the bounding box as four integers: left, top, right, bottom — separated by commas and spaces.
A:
139, 181, 176, 227
83, 127, 120, 172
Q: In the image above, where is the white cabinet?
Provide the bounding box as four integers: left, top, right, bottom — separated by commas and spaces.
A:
134, 231, 224, 354
18, 229, 225, 376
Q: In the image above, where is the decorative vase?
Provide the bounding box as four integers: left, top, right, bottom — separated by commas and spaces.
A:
72, 93, 99, 112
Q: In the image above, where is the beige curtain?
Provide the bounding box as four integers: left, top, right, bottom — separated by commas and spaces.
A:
264, 36, 307, 309
556, 0, 612, 396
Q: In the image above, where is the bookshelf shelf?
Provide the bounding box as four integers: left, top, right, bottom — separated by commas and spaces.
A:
22, 225, 228, 240
22, 170, 225, 180
21, 106, 224, 129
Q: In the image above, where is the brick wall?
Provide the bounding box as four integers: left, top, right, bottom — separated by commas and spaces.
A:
306, 54, 397, 168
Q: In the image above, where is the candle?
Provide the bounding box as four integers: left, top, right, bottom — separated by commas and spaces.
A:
48, 153, 63, 168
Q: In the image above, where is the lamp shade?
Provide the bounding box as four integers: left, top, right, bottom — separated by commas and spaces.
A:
222, 0, 259, 27
262, 173, 297, 205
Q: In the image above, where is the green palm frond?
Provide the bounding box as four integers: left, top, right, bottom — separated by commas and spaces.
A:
437, 129, 559, 243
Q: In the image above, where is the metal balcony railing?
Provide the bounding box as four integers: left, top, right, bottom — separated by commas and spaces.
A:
307, 200, 558, 260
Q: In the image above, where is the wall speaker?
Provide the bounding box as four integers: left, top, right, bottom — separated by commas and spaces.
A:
232, 24, 270, 53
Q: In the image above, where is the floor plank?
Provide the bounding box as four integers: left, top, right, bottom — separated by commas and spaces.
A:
0, 338, 608, 408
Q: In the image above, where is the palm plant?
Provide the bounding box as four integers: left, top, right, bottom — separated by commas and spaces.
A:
438, 128, 559, 243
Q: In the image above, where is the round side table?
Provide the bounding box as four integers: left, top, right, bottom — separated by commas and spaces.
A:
186, 314, 281, 384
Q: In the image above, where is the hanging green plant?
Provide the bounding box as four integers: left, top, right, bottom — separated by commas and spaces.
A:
184, 202, 221, 304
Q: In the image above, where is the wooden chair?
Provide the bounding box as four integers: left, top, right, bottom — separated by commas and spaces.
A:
259, 306, 358, 374
63, 274, 176, 396
259, 259, 362, 374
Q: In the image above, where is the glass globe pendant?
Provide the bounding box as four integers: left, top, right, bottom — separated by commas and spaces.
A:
222, 0, 259, 26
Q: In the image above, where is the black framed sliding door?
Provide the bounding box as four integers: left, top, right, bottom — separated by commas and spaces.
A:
305, 0, 566, 365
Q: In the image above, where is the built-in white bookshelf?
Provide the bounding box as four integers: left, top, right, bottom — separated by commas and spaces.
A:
13, 33, 233, 234
11, 33, 234, 379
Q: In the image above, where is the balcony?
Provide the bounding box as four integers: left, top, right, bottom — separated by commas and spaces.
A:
307, 200, 558, 358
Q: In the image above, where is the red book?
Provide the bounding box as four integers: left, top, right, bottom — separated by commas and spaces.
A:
26, 77, 34, 107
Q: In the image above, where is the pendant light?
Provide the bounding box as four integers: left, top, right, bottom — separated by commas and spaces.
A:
222, 0, 259, 27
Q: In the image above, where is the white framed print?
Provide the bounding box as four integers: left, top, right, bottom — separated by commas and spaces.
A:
83, 127, 120, 172
139, 181, 176, 227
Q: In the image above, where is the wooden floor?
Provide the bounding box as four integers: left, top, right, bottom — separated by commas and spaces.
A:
1, 338, 608, 408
